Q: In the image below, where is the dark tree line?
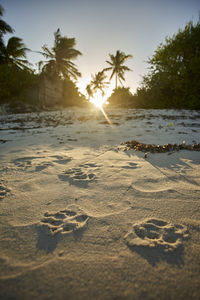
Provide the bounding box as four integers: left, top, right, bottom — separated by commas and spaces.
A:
0, 5, 85, 110
135, 19, 200, 109
0, 3, 199, 110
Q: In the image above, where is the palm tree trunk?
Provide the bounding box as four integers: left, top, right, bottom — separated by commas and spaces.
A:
115, 73, 118, 89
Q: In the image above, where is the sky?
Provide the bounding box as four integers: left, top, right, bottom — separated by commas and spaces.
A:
1, 0, 200, 96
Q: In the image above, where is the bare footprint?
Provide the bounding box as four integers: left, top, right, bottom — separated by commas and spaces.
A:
41, 208, 89, 235
124, 218, 188, 253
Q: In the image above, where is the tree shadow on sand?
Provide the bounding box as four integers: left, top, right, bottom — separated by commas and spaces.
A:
124, 150, 200, 187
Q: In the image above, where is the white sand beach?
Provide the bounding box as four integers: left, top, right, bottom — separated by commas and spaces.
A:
0, 108, 200, 299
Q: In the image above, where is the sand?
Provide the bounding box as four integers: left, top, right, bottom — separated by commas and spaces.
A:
0, 107, 200, 299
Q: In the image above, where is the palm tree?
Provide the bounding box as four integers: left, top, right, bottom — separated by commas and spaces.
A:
90, 70, 108, 96
0, 5, 13, 35
1, 37, 30, 69
0, 5, 14, 58
105, 50, 132, 88
39, 28, 82, 80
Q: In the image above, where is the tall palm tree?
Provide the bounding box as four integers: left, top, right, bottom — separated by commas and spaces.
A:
39, 28, 82, 80
90, 70, 108, 96
105, 50, 132, 89
0, 5, 14, 58
1, 36, 30, 69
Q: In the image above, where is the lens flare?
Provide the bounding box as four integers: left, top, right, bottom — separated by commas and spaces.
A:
90, 90, 105, 109
89, 91, 113, 126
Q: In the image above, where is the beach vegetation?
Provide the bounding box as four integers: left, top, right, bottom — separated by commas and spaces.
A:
135, 19, 200, 109
107, 87, 134, 107
89, 70, 108, 97
0, 36, 30, 70
39, 28, 82, 81
0, 4, 14, 53
104, 50, 132, 89
62, 79, 87, 107
0, 3, 199, 111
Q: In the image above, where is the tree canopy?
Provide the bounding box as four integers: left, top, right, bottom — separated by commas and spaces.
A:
39, 28, 82, 81
1, 36, 30, 69
105, 50, 132, 89
0, 5, 14, 50
107, 87, 134, 107
136, 20, 200, 109
89, 70, 108, 96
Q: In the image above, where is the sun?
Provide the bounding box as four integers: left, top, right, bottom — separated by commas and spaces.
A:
77, 77, 115, 109
90, 90, 106, 109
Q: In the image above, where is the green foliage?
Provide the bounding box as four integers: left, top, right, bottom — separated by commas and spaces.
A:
0, 5, 14, 52
39, 28, 82, 81
0, 64, 39, 105
107, 87, 134, 107
0, 36, 30, 69
0, 4, 36, 111
136, 20, 200, 109
62, 79, 87, 107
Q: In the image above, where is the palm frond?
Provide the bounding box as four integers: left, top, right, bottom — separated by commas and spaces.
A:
40, 29, 82, 80
41, 45, 54, 58
0, 19, 13, 34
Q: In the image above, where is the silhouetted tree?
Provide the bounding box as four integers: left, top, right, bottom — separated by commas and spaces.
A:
105, 50, 132, 88
1, 37, 30, 69
90, 70, 108, 96
136, 19, 200, 109
62, 79, 87, 107
0, 5, 14, 60
108, 87, 133, 107
39, 28, 82, 80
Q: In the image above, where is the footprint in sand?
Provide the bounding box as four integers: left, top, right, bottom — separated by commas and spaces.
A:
58, 166, 97, 186
124, 218, 188, 253
41, 208, 89, 235
12, 156, 43, 170
51, 155, 72, 165
12, 156, 39, 166
35, 162, 53, 172
0, 183, 10, 200
12, 156, 54, 172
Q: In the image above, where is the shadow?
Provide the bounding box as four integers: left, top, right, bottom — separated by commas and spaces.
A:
53, 158, 71, 165
0, 185, 10, 201
127, 243, 185, 267
124, 150, 200, 187
121, 162, 138, 169
72, 225, 86, 242
35, 165, 48, 172
36, 225, 60, 253
36, 222, 87, 254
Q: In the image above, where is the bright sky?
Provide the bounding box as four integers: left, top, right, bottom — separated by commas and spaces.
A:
1, 0, 200, 95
